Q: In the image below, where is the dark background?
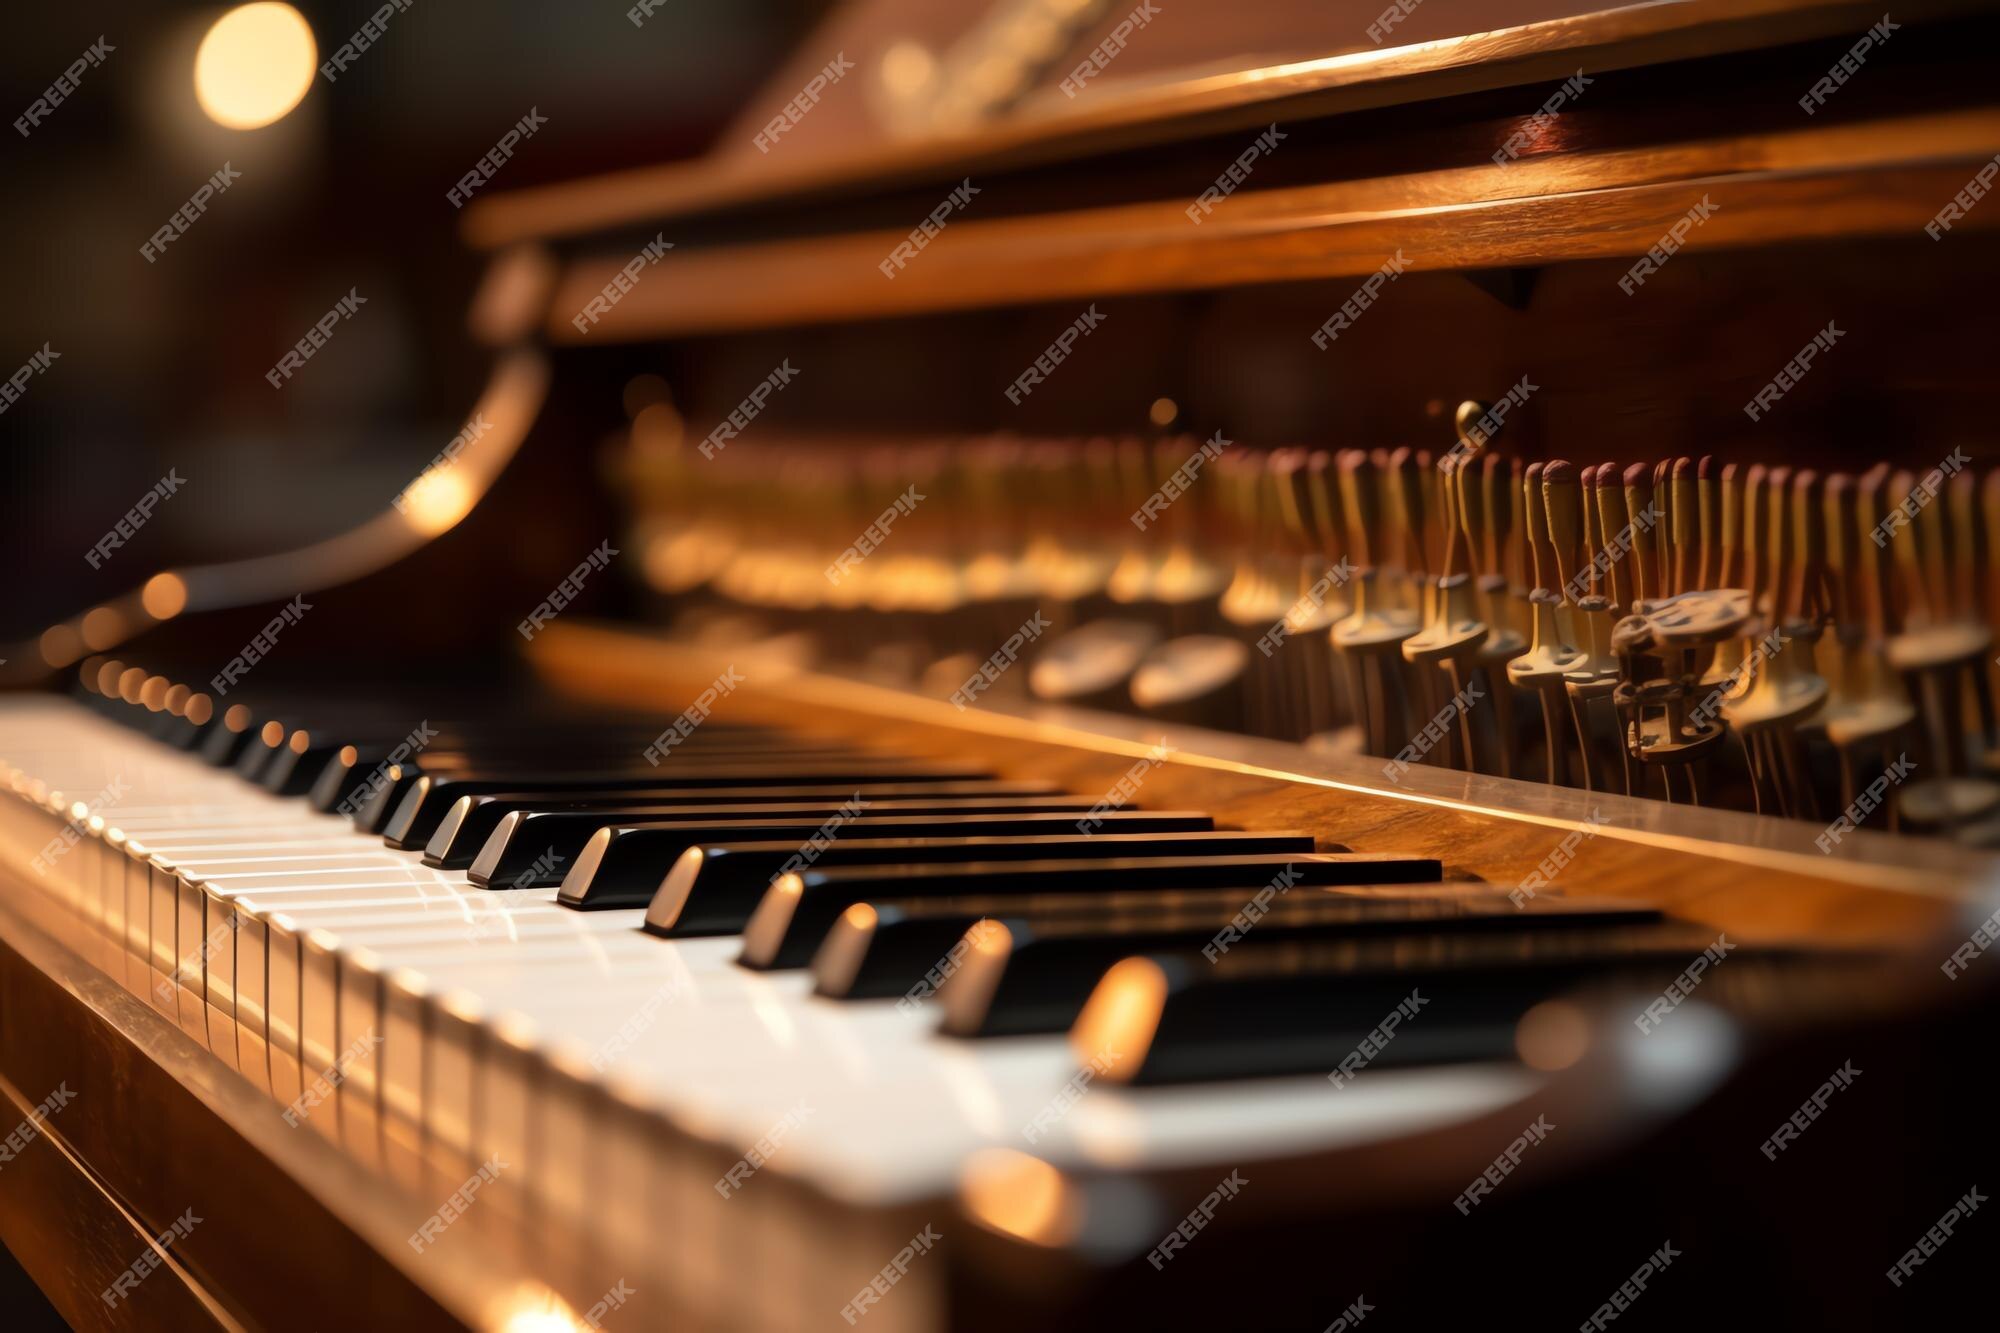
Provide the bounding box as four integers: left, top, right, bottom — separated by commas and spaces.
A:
0, 0, 828, 639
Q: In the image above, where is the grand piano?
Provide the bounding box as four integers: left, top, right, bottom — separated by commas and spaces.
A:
5, 0, 2000, 1328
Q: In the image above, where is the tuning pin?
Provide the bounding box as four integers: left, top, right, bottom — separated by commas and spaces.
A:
1508, 462, 1580, 785
1823, 473, 1859, 635
1471, 454, 1527, 780
1717, 462, 1743, 590
1650, 459, 1673, 601
1336, 449, 1376, 572
1696, 456, 1720, 590
1948, 466, 1983, 628
1542, 460, 1584, 600
1812, 471, 1912, 816
1669, 458, 1696, 597
1762, 464, 1793, 628
1622, 463, 1658, 608
1556, 463, 1623, 794
1579, 464, 1604, 603
1387, 446, 1426, 583
1783, 469, 1823, 629
1883, 469, 1924, 626
1415, 448, 1444, 578
1593, 463, 1633, 615
1303, 449, 1345, 561
1724, 464, 1826, 820
1740, 463, 1770, 624
1333, 451, 1419, 760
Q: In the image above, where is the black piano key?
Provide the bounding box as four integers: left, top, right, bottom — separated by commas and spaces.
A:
345, 748, 655, 830
160, 714, 209, 750
381, 762, 992, 848
347, 750, 531, 830
580, 804, 1232, 908
914, 891, 1662, 1035
340, 726, 865, 827
816, 881, 1496, 1002
143, 705, 184, 743
737, 853, 1443, 969
198, 709, 255, 766
1068, 928, 1783, 1085
420, 780, 1062, 868
231, 727, 283, 782
479, 797, 1101, 890
644, 826, 1314, 936
308, 743, 403, 812
257, 732, 341, 796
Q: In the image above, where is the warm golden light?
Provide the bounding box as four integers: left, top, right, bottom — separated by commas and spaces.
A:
194, 4, 316, 130
622, 373, 672, 419
1069, 956, 1168, 1077
143, 572, 190, 619
39, 624, 83, 668
77, 657, 107, 693
165, 684, 192, 716
398, 469, 476, 537
141, 676, 171, 711
970, 918, 1011, 957
629, 402, 685, 455
261, 720, 286, 747
186, 694, 216, 725
119, 667, 148, 703
959, 1149, 1076, 1247
500, 1313, 577, 1333
1516, 998, 1593, 1072
492, 1283, 584, 1333
1149, 396, 1180, 427
289, 728, 311, 754
224, 704, 253, 733
96, 660, 126, 696
81, 606, 128, 650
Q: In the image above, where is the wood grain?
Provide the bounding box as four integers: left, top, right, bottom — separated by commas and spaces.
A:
465, 0, 1988, 248
540, 108, 2000, 339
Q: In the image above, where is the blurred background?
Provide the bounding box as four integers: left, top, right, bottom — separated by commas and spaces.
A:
0, 0, 832, 639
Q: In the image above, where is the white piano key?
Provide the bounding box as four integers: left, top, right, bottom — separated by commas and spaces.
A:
3, 693, 1555, 1330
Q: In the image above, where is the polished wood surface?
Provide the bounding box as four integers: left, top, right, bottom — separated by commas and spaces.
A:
543, 106, 2000, 339
466, 0, 1986, 248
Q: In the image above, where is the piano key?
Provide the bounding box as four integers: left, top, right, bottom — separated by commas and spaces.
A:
809, 880, 1495, 1002
906, 890, 1662, 1035
480, 797, 1103, 891
643, 827, 1312, 936
231, 722, 289, 783
1067, 928, 1784, 1084
8, 685, 1910, 1333
572, 804, 1240, 908
420, 780, 1062, 868
345, 741, 856, 831
255, 728, 348, 795
197, 704, 258, 765
381, 762, 993, 847
305, 741, 442, 813
163, 692, 217, 750
350, 761, 438, 832
738, 852, 1443, 969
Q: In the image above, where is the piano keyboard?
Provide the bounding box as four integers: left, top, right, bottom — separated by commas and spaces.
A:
0, 668, 1884, 1330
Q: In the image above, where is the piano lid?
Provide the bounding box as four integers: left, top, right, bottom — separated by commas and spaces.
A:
462, 0, 1975, 247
